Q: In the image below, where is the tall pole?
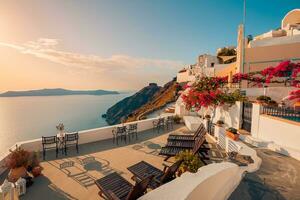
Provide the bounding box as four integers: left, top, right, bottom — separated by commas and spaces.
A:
242, 0, 246, 73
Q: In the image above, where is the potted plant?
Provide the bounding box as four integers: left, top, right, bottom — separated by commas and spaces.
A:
256, 95, 271, 105
226, 127, 239, 141
204, 114, 211, 119
56, 123, 65, 137
268, 100, 278, 107
27, 151, 43, 177
216, 120, 224, 127
175, 150, 203, 176
6, 146, 30, 183
173, 115, 181, 124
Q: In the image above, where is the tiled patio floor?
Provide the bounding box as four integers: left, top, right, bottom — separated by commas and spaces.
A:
21, 125, 189, 200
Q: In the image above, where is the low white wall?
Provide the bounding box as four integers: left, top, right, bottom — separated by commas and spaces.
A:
177, 71, 196, 83
258, 115, 300, 150
242, 87, 296, 102
213, 127, 261, 172
139, 162, 242, 200
250, 34, 300, 48
247, 103, 300, 160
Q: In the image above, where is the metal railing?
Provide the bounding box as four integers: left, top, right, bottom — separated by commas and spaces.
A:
262, 106, 300, 122
207, 121, 215, 136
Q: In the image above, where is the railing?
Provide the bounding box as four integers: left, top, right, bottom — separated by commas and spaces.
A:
207, 121, 215, 136
262, 106, 300, 122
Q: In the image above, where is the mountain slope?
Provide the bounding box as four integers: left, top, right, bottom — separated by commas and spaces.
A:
105, 83, 161, 125
126, 79, 178, 122
105, 79, 178, 125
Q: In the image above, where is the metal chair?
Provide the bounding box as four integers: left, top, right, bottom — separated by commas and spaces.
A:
64, 132, 79, 155
166, 116, 174, 130
152, 118, 165, 133
112, 126, 127, 144
128, 123, 138, 141
42, 136, 58, 160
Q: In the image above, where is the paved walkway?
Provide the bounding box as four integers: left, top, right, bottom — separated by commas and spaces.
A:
229, 147, 300, 200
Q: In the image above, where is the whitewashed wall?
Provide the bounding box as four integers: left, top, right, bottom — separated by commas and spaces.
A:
247, 103, 300, 160
257, 115, 300, 150
211, 102, 243, 129
242, 87, 296, 102
175, 95, 243, 129
177, 71, 196, 83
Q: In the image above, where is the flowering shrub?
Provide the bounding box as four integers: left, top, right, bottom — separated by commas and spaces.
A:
288, 89, 300, 101
233, 61, 300, 85
182, 84, 246, 111
233, 61, 300, 101
6, 146, 30, 169
182, 60, 300, 110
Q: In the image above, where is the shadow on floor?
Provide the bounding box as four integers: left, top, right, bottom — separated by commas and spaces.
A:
230, 146, 300, 200
20, 175, 78, 200
229, 173, 286, 200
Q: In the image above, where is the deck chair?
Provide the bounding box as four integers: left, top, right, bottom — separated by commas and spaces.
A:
127, 160, 183, 189
167, 123, 205, 141
159, 136, 206, 161
166, 125, 207, 148
95, 172, 153, 200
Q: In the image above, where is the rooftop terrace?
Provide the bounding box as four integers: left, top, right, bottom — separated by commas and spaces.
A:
18, 125, 219, 200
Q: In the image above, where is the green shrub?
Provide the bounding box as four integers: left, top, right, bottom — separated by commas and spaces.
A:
175, 150, 203, 174
226, 127, 238, 134
256, 95, 271, 102
173, 115, 181, 124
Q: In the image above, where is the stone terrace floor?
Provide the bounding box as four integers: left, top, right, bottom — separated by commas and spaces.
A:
229, 145, 300, 200
20, 124, 194, 200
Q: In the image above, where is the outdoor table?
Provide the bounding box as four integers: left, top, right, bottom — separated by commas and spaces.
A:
127, 161, 163, 189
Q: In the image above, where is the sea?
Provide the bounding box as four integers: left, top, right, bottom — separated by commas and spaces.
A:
0, 92, 133, 158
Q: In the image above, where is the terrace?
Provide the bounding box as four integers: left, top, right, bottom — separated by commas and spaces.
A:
0, 119, 232, 200
21, 124, 187, 200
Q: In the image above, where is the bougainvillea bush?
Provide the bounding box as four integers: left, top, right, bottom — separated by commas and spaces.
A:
182, 76, 247, 111
233, 60, 300, 102
182, 60, 300, 111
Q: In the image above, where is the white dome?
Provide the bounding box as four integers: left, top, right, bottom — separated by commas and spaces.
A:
282, 9, 300, 29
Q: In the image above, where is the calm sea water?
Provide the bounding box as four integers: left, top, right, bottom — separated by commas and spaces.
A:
0, 93, 133, 157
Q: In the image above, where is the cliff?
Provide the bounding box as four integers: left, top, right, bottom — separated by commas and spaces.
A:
105, 79, 178, 125
126, 79, 178, 122
105, 83, 161, 125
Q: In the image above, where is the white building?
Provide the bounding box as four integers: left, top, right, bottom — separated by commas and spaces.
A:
177, 54, 219, 83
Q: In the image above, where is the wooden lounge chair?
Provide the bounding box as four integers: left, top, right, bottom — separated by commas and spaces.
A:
95, 172, 153, 200
127, 160, 183, 189
166, 126, 207, 148
159, 136, 206, 161
167, 123, 205, 141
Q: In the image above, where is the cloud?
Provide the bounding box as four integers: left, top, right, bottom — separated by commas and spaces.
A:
0, 38, 183, 72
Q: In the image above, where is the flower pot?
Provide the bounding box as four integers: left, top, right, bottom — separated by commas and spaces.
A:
226, 131, 239, 141
216, 123, 224, 127
32, 166, 43, 177
8, 166, 27, 183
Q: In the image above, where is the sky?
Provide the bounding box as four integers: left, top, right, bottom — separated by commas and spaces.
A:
0, 0, 299, 92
